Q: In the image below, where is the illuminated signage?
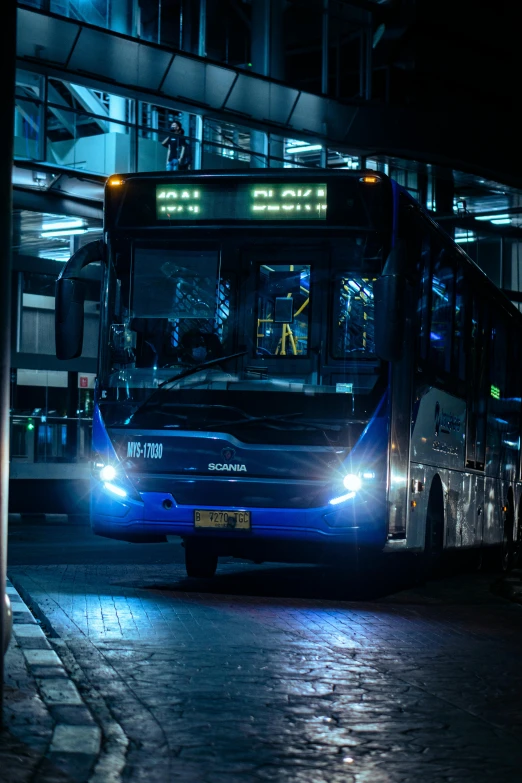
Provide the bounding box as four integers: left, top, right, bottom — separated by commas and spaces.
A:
491, 384, 500, 400
156, 183, 327, 221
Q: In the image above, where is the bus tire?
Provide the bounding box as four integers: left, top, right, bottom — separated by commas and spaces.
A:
184, 540, 218, 578
424, 476, 445, 578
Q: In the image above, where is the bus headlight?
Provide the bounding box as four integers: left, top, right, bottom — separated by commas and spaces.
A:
100, 465, 117, 481
343, 474, 362, 492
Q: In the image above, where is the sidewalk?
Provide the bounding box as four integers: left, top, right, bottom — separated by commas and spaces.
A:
1, 580, 101, 783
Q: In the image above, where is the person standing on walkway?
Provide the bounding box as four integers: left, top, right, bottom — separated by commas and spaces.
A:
161, 120, 188, 172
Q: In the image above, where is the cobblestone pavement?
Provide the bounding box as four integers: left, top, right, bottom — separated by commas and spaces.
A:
7, 562, 522, 783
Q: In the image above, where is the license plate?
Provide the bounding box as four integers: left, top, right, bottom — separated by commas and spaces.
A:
194, 510, 251, 530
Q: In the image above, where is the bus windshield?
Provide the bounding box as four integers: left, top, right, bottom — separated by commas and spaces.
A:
101, 230, 386, 443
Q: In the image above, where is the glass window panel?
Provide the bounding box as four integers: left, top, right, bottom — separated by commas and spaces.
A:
202, 142, 252, 170
13, 210, 103, 263
453, 265, 466, 381
14, 99, 43, 161
203, 118, 258, 168
19, 269, 100, 358
204, 118, 252, 151
50, 0, 110, 30
48, 78, 133, 123
269, 135, 322, 168
46, 105, 133, 174
132, 249, 219, 319
124, 248, 225, 370
430, 249, 454, 373
16, 69, 43, 100
332, 275, 376, 358
256, 265, 310, 356
326, 150, 360, 169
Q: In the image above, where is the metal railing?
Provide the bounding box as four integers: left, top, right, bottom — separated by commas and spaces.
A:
10, 414, 92, 463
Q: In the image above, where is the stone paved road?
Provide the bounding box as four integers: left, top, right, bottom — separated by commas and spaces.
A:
7, 561, 522, 783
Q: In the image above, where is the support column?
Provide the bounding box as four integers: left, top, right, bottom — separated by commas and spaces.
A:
417, 164, 429, 208
198, 0, 206, 57
322, 0, 329, 95
110, 1, 131, 132
193, 115, 203, 170
66, 372, 79, 463
182, 0, 200, 54
0, 0, 16, 711
110, 0, 132, 36
251, 0, 284, 168
434, 167, 454, 237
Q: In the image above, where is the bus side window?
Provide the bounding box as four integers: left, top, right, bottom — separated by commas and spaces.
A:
453, 263, 466, 382
332, 275, 376, 357
416, 233, 431, 362
429, 246, 455, 375
489, 311, 507, 404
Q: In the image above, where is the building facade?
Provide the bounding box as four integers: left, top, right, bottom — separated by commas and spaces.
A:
11, 0, 522, 502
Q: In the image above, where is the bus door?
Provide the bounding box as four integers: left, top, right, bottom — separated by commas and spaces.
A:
242, 249, 324, 381
465, 292, 488, 539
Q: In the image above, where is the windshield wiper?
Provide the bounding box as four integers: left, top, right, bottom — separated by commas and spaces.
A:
158, 351, 247, 388
130, 352, 247, 419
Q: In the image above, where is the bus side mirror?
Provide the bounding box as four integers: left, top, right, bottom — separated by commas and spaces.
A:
55, 278, 85, 360
374, 274, 405, 362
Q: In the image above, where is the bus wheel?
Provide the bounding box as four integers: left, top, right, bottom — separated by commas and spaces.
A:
184, 540, 218, 578
424, 477, 445, 578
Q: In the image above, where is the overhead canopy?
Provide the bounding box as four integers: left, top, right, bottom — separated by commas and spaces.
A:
16, 7, 521, 190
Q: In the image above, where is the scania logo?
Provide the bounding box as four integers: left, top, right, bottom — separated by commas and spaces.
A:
209, 446, 247, 472
208, 463, 247, 472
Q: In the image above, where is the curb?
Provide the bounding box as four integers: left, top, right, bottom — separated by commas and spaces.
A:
7, 578, 101, 779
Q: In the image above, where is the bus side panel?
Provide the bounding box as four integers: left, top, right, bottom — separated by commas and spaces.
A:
483, 476, 504, 546
408, 464, 482, 551
409, 386, 473, 551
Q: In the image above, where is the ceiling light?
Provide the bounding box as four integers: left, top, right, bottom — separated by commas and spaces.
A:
286, 145, 322, 154
42, 219, 84, 231
41, 228, 88, 238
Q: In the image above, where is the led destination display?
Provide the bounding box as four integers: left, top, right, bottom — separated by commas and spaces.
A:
156, 183, 327, 221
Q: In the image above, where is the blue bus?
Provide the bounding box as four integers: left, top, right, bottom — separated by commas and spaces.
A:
55, 170, 522, 577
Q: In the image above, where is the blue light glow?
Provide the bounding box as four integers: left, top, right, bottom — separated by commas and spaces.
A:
329, 491, 356, 506
104, 482, 127, 498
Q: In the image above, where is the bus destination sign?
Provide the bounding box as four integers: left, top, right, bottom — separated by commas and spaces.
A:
156, 183, 327, 221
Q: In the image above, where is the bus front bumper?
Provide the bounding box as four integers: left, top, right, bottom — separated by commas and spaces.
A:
90, 482, 387, 548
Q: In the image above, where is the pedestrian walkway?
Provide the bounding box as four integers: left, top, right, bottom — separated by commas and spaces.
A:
1, 580, 101, 783
5, 563, 522, 783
